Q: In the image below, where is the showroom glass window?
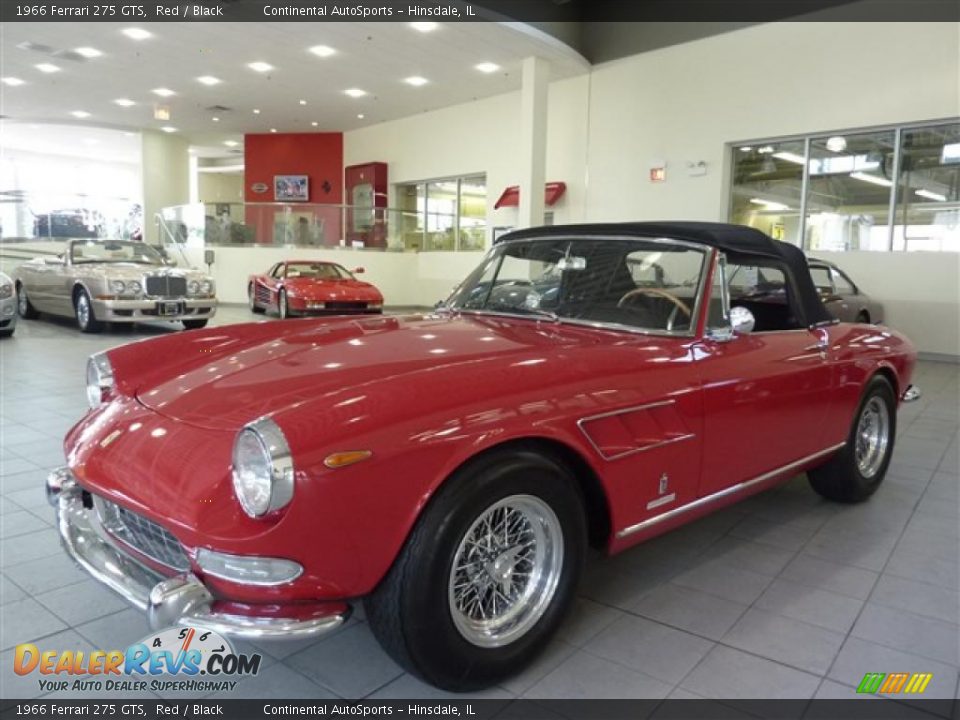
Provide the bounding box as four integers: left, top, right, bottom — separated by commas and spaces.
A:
729, 120, 960, 252
396, 175, 487, 251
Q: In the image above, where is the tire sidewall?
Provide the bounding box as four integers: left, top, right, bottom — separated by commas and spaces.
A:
279, 289, 288, 319
397, 451, 585, 689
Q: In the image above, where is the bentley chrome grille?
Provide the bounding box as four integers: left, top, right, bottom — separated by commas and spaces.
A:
95, 498, 190, 572
144, 275, 187, 298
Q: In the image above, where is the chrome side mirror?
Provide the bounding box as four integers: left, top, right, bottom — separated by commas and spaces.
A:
730, 306, 755, 334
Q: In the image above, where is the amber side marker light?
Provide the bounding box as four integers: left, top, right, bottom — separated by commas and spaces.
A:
324, 450, 372, 469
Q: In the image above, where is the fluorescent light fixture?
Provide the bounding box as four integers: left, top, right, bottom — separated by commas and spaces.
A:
942, 142, 960, 164
152, 87, 175, 97
825, 136, 847, 153
308, 45, 336, 57
70, 110, 91, 118
750, 198, 790, 212
247, 61, 274, 73
404, 76, 429, 87
357, 114, 365, 119
299, 99, 307, 105
410, 21, 438, 32
849, 171, 892, 188
1, 77, 25, 86
74, 47, 103, 58
344, 88, 367, 98
311, 121, 318, 127
160, 126, 177, 133
757, 146, 774, 154
475, 62, 500, 74
773, 151, 807, 165
224, 140, 239, 147
122, 27, 152, 40
114, 98, 136, 107
915, 189, 947, 202
196, 75, 221, 86
253, 108, 261, 114
212, 116, 220, 122
35, 63, 60, 73
738, 146, 752, 152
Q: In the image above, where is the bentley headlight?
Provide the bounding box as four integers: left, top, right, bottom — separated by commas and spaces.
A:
0, 282, 11, 300
201, 279, 214, 296
188, 280, 201, 296
231, 417, 294, 518
110, 280, 126, 295
86, 352, 114, 409
127, 280, 142, 295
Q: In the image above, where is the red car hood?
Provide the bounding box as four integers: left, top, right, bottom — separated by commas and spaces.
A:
133, 314, 606, 431
283, 277, 382, 302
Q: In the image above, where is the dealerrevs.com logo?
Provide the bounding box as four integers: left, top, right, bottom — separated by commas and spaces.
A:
14, 626, 261, 694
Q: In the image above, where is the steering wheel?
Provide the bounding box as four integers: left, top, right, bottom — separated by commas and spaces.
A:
617, 288, 692, 331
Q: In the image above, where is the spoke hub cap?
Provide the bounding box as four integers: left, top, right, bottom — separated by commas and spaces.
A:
855, 397, 889, 478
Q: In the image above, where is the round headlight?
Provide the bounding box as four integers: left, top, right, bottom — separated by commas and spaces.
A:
188, 280, 201, 295
86, 352, 114, 409
201, 280, 214, 295
128, 280, 142, 295
231, 417, 294, 518
0, 283, 12, 300
110, 280, 126, 294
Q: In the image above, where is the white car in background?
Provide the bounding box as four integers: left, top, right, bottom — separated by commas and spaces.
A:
0, 271, 16, 337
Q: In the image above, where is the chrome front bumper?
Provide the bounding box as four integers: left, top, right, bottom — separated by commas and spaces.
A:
92, 297, 217, 322
46, 467, 350, 640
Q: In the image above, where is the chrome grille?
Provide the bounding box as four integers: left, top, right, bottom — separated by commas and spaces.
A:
96, 498, 190, 572
145, 275, 187, 298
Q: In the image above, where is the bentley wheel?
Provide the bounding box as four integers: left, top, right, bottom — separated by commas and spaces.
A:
16, 284, 39, 319
182, 319, 208, 330
74, 289, 103, 334
249, 284, 265, 314
365, 448, 585, 691
278, 289, 289, 320
808, 375, 896, 503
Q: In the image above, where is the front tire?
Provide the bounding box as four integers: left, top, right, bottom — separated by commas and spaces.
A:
17, 284, 39, 319
365, 448, 586, 691
182, 319, 208, 330
74, 289, 103, 334
808, 375, 896, 503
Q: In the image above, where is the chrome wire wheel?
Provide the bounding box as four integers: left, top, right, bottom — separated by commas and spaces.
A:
76, 293, 90, 328
17, 287, 27, 316
856, 396, 890, 479
448, 494, 563, 648
248, 285, 256, 310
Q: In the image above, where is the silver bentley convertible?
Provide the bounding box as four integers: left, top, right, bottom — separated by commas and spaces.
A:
14, 239, 217, 333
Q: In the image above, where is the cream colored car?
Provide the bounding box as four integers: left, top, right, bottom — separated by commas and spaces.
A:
14, 239, 216, 333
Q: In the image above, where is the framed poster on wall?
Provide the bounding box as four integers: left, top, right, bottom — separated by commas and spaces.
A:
274, 175, 309, 202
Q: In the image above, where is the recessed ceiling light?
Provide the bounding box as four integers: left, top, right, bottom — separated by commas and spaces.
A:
299, 99, 307, 105
152, 87, 175, 97
224, 140, 239, 147
83, 138, 99, 145
122, 27, 152, 40
253, 108, 261, 114
308, 45, 336, 57
270, 128, 277, 133
247, 61, 274, 73
212, 117, 220, 122
74, 47, 103, 58
410, 22, 438, 32
344, 88, 367, 98
196, 75, 221, 86
1, 77, 25, 86
404, 76, 429, 87
475, 62, 500, 74
311, 121, 318, 127
70, 110, 91, 118
161, 126, 177, 133
357, 114, 365, 119
114, 98, 136, 107
35, 63, 60, 73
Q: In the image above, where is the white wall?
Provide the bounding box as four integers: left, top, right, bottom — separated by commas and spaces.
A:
340, 21, 960, 355
142, 131, 190, 245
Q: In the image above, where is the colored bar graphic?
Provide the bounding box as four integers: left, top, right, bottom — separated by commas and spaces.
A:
857, 672, 932, 694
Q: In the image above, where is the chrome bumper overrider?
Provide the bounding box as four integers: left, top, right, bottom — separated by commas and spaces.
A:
902, 385, 922, 403
46, 467, 350, 640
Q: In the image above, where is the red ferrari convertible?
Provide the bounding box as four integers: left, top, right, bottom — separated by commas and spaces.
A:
50, 222, 918, 691
248, 260, 383, 318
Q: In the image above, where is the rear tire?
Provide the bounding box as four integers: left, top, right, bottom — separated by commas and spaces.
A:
856, 311, 870, 324
74, 289, 103, 334
16, 283, 39, 319
278, 289, 290, 320
365, 448, 586, 691
249, 284, 265, 315
808, 375, 896, 503
182, 319, 208, 330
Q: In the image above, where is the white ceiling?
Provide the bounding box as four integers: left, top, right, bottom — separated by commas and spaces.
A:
0, 21, 588, 157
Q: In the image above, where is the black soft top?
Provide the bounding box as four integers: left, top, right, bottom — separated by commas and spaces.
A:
498, 221, 832, 326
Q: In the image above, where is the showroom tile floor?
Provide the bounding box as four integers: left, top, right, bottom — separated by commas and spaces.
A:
0, 306, 957, 714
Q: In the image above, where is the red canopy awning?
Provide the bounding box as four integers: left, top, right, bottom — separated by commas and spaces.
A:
494, 181, 567, 209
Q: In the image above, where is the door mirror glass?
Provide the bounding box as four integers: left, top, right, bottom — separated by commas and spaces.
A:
730, 305, 756, 334
353, 267, 365, 274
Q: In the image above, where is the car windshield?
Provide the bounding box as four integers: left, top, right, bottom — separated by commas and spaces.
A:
447, 237, 709, 334
286, 262, 353, 280
70, 240, 164, 265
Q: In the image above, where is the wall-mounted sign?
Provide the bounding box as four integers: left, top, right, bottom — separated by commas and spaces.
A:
250, 182, 269, 194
